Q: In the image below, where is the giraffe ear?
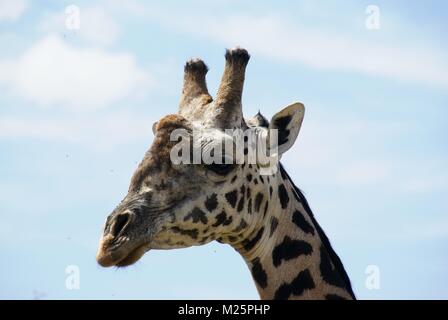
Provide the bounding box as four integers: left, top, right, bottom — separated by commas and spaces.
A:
268, 102, 305, 155
152, 121, 158, 134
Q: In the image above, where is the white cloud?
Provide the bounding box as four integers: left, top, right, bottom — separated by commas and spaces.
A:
0, 0, 27, 21
400, 161, 448, 193
0, 111, 155, 150
290, 116, 407, 165
403, 176, 448, 193
39, 6, 120, 46
0, 35, 152, 109
403, 217, 448, 241
77, 6, 120, 46
284, 115, 448, 194
147, 10, 448, 90
283, 116, 408, 189
336, 160, 390, 186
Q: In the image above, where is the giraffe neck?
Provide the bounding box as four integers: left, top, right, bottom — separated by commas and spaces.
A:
233, 164, 355, 300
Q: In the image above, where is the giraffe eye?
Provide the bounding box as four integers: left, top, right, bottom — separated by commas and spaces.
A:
204, 163, 236, 175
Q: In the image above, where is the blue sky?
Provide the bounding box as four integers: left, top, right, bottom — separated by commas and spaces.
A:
0, 0, 447, 299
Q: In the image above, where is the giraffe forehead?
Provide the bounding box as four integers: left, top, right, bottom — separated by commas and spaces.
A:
129, 116, 191, 191
156, 113, 265, 149
130, 114, 268, 191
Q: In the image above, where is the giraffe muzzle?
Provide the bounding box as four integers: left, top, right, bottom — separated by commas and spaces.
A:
96, 234, 150, 268
96, 193, 185, 267
96, 210, 152, 267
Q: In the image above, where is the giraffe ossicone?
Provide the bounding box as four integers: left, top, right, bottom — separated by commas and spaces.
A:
96, 48, 355, 300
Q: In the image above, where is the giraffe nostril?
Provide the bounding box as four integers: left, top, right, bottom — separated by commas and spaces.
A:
111, 212, 131, 238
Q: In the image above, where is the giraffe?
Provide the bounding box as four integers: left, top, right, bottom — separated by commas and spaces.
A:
96, 48, 356, 300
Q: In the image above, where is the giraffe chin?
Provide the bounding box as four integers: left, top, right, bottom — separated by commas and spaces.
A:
115, 244, 149, 267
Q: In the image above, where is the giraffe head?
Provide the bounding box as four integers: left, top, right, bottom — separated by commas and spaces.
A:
96, 48, 305, 267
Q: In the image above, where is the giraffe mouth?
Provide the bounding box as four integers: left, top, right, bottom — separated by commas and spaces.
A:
114, 243, 150, 267
96, 235, 151, 267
